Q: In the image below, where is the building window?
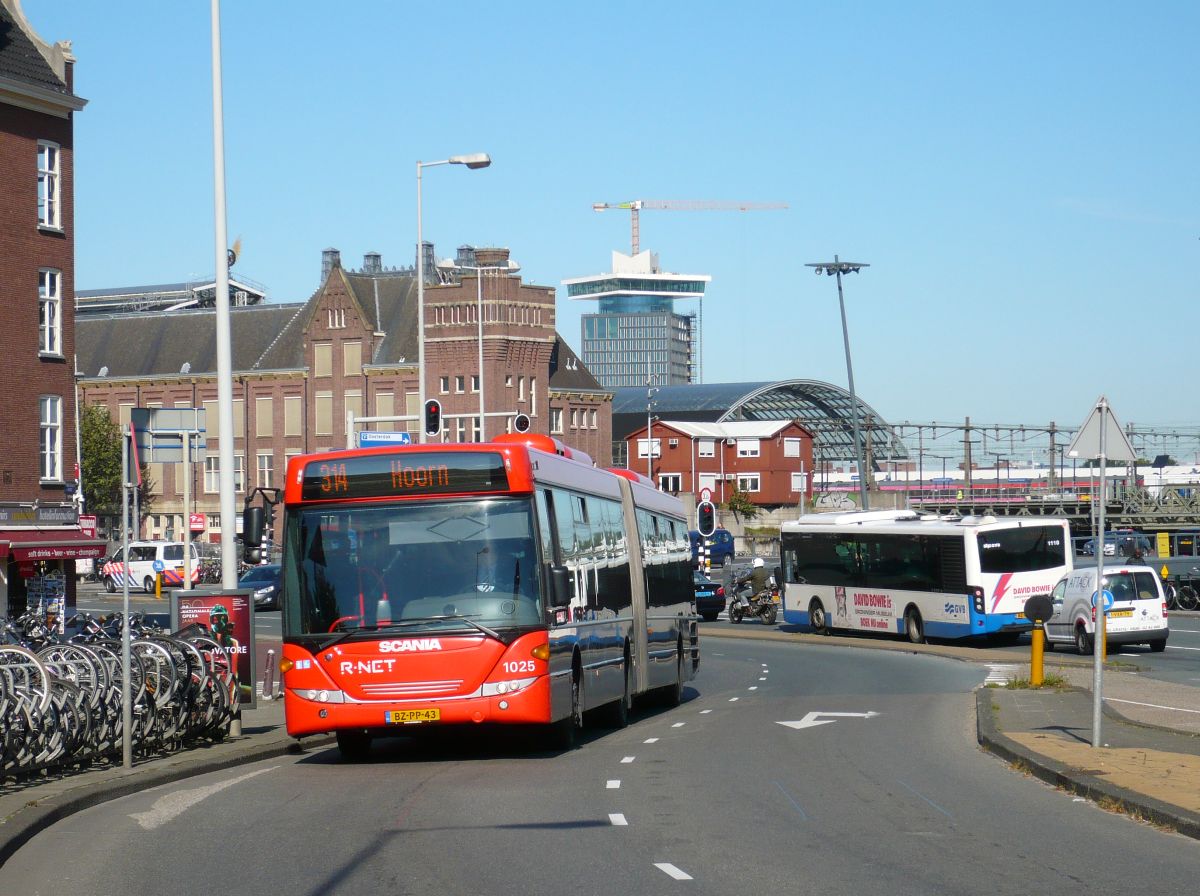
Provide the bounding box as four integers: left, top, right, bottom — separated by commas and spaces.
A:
530, 377, 536, 412
791, 471, 808, 492
204, 457, 220, 493
375, 391, 394, 431
440, 376, 449, 394
784, 438, 802, 458
327, 308, 346, 329
471, 374, 479, 393
455, 375, 465, 394
257, 452, 274, 488
658, 473, 681, 493
518, 376, 525, 401
284, 396, 302, 436
314, 343, 332, 377
472, 416, 481, 442
589, 409, 597, 429
505, 375, 513, 388
736, 438, 761, 458
39, 396, 62, 481
343, 341, 362, 376
456, 417, 467, 442
570, 409, 578, 429
550, 408, 563, 434
315, 391, 333, 435
255, 397, 273, 437
234, 453, 245, 493
37, 141, 60, 229
736, 474, 761, 493
38, 269, 62, 356
698, 439, 715, 458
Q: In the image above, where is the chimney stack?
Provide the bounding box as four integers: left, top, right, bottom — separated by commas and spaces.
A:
321, 247, 341, 284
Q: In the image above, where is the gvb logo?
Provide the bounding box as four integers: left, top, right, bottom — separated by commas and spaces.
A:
944, 602, 966, 617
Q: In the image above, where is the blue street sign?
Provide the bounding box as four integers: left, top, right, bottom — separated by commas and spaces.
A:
357, 430, 412, 447
153, 560, 165, 572
1090, 589, 1115, 612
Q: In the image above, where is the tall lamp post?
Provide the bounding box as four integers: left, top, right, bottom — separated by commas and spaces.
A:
807, 256, 870, 510
416, 153, 491, 443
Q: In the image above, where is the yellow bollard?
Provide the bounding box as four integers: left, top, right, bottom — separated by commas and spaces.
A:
155, 572, 162, 600
1030, 626, 1044, 686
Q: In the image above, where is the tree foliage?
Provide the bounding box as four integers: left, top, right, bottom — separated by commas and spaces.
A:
80, 404, 154, 519
722, 489, 759, 523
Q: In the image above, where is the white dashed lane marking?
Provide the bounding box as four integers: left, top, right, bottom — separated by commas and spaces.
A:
607, 780, 621, 789
655, 863, 693, 880
609, 813, 628, 826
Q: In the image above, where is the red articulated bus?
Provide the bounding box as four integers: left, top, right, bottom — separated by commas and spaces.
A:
274, 433, 698, 758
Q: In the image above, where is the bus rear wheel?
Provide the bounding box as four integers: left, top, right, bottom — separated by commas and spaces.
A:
905, 608, 925, 644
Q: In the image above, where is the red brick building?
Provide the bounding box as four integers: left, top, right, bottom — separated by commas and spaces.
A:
0, 4, 98, 617
624, 420, 815, 508
76, 247, 612, 546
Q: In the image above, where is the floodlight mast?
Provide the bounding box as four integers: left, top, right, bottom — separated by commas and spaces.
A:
806, 256, 870, 510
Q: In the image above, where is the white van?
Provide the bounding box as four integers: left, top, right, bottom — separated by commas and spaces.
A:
1044, 565, 1169, 655
102, 541, 201, 593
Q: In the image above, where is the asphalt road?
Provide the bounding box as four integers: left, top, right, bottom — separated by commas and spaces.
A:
3, 637, 1197, 895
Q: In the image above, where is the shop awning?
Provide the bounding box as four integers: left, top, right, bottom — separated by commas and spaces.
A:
0, 528, 108, 561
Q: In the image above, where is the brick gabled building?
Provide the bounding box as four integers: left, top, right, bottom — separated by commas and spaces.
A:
0, 2, 97, 617
624, 419, 815, 508
76, 247, 612, 545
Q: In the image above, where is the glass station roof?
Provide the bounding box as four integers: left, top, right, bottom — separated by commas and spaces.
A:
613, 379, 907, 463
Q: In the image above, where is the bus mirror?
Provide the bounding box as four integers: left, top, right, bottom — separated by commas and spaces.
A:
549, 565, 572, 608
774, 566, 783, 587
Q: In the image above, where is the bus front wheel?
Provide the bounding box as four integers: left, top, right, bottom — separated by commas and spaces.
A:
905, 608, 925, 644
336, 729, 372, 761
809, 599, 830, 635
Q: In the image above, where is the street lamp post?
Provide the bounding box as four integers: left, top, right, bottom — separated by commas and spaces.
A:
807, 256, 870, 510
416, 153, 490, 443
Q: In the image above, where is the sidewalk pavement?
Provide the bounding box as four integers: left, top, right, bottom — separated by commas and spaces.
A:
3, 626, 1200, 870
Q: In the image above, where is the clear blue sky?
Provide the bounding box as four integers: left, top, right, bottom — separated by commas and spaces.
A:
25, 1, 1199, 429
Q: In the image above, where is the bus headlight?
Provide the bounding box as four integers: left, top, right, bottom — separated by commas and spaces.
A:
482, 676, 536, 697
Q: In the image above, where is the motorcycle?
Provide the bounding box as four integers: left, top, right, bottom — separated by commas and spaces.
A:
728, 581, 780, 625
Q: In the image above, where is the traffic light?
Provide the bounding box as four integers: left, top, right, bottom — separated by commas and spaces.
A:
513, 413, 531, 433
242, 505, 264, 564
423, 399, 442, 436
697, 500, 716, 537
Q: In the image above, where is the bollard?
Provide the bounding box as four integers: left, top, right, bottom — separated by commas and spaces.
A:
155, 572, 162, 600
261, 648, 276, 700
1030, 627, 1044, 687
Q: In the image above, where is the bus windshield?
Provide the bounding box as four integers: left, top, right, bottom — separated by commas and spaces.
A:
282, 497, 543, 637
976, 525, 1067, 574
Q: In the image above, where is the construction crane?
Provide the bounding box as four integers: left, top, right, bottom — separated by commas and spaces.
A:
591, 199, 788, 255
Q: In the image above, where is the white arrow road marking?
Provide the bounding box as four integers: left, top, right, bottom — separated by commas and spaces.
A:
777, 711, 879, 731
130, 766, 278, 830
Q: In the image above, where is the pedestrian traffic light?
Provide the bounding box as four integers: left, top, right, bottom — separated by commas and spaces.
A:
423, 399, 442, 436
697, 500, 716, 537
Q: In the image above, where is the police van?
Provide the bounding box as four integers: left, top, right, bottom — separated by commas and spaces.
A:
1043, 564, 1169, 654
102, 540, 201, 593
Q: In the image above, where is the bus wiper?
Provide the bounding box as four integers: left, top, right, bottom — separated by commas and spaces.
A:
380, 614, 502, 642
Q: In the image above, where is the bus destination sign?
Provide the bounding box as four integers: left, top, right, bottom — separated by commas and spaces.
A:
301, 451, 509, 501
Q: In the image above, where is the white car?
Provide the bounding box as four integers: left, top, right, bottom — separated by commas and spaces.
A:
1044, 565, 1168, 654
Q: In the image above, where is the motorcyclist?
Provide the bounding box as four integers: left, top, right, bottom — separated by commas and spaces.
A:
735, 557, 771, 608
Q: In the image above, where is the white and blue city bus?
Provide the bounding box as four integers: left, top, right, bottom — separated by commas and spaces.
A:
780, 510, 1072, 642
